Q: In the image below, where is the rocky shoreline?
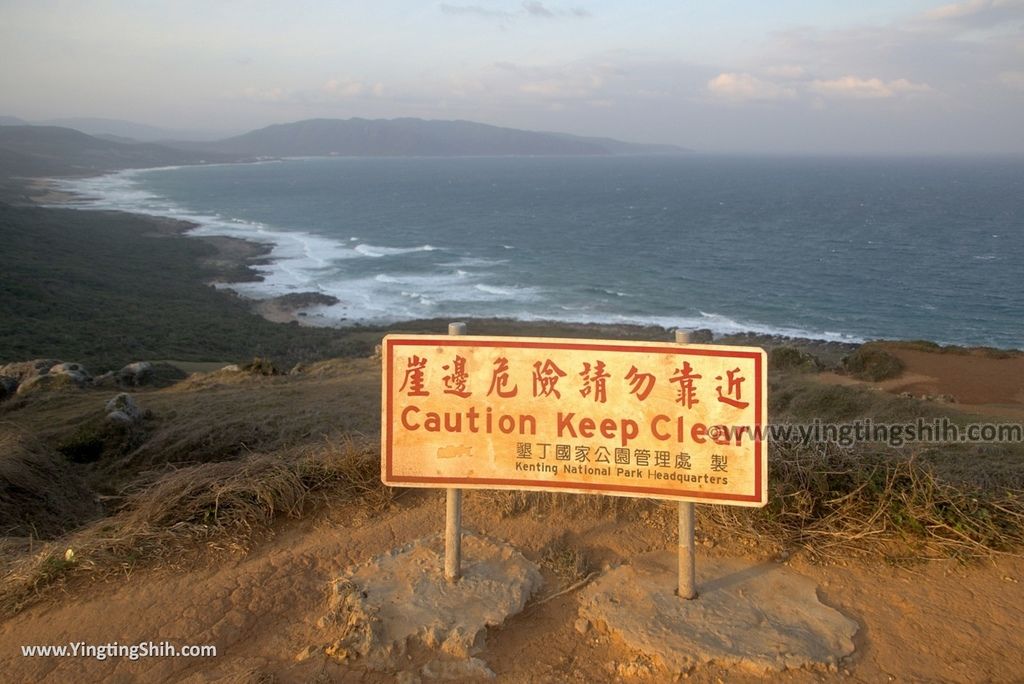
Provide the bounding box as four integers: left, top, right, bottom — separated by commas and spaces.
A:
19, 175, 1018, 365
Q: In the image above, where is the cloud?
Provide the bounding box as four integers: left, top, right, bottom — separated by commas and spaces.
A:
492, 61, 616, 101
923, 0, 1024, 24
439, 3, 508, 19
323, 78, 366, 98
763, 65, 806, 79
707, 72, 795, 101
522, 1, 554, 17
809, 76, 932, 99
231, 77, 384, 106
519, 73, 604, 97
321, 77, 385, 99
439, 1, 590, 22
997, 70, 1024, 90
239, 87, 286, 103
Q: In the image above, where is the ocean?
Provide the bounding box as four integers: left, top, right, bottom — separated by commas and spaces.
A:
58, 155, 1024, 348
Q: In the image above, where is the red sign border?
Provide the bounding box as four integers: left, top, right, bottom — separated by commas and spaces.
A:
383, 336, 766, 505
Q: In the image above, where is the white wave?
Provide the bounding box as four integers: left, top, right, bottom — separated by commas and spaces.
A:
51, 166, 867, 344
437, 256, 508, 268
354, 243, 438, 257
474, 284, 513, 296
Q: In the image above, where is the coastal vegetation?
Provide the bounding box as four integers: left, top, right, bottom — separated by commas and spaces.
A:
0, 203, 372, 370
2, 341, 1022, 618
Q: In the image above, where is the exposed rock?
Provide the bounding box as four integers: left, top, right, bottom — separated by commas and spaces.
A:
105, 410, 134, 425
0, 376, 18, 402
578, 551, 858, 674
1, 359, 93, 396
92, 371, 116, 388
420, 657, 495, 680
0, 359, 60, 383
686, 328, 714, 344
116, 361, 153, 387
49, 365, 91, 385
95, 362, 186, 388
105, 393, 142, 422
16, 373, 79, 396
318, 533, 542, 670
241, 357, 281, 376
58, 398, 146, 464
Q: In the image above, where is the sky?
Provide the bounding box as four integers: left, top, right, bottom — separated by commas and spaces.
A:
1, 0, 1022, 154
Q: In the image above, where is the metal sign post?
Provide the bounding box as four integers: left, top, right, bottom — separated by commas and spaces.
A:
675, 329, 697, 600
445, 321, 466, 582
382, 329, 767, 589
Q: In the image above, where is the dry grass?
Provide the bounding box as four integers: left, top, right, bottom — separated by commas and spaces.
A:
540, 534, 591, 584
0, 436, 391, 617
475, 488, 653, 520
703, 440, 1024, 561
0, 427, 103, 538
882, 340, 1021, 359
473, 440, 1024, 563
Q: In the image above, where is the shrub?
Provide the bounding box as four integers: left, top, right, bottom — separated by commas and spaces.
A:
842, 345, 904, 381
769, 346, 824, 373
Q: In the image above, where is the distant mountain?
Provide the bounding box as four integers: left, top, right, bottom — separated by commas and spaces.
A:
0, 116, 29, 126
0, 117, 690, 187
190, 118, 690, 158
0, 125, 241, 177
546, 132, 690, 156
38, 117, 232, 142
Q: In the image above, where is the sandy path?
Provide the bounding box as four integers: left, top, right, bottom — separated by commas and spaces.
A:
2, 492, 1023, 683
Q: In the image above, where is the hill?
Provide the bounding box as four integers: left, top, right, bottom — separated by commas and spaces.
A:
191, 117, 691, 158
0, 125, 240, 178
37, 117, 230, 142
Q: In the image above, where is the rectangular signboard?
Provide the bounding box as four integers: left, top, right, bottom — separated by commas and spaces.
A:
381, 335, 767, 506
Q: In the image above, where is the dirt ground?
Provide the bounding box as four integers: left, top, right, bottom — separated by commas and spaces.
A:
817, 346, 1024, 420
1, 486, 1022, 683
2, 344, 1022, 682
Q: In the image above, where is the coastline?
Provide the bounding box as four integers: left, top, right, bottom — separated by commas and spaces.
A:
22, 171, 1022, 362
9, 186, 1022, 416
3, 174, 1024, 684
29, 174, 865, 349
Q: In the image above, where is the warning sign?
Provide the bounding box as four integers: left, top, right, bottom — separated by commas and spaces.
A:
381, 335, 767, 506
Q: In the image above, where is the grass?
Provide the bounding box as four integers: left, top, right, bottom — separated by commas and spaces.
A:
476, 374, 1024, 563
0, 428, 103, 538
0, 436, 390, 617
0, 204, 373, 371
474, 442, 1024, 564
702, 440, 1024, 561
882, 340, 1020, 359
540, 534, 591, 584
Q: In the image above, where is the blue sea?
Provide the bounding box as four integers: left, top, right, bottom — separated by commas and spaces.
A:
58, 155, 1024, 348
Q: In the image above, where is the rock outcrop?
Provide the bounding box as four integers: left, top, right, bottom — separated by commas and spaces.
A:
0, 359, 93, 398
